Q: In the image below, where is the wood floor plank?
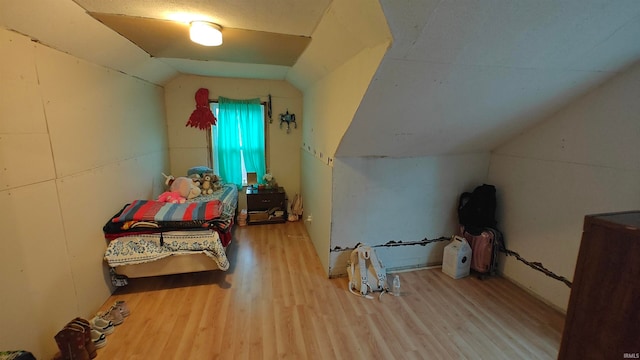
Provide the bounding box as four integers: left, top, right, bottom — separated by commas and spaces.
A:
95, 221, 565, 359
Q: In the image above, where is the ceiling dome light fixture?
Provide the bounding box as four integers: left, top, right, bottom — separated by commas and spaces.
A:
190, 21, 223, 46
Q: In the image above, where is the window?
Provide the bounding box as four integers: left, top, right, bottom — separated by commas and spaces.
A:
210, 97, 267, 186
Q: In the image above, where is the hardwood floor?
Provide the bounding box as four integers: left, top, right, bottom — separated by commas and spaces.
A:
96, 221, 565, 359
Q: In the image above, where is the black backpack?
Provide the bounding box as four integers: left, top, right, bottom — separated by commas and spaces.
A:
458, 184, 497, 235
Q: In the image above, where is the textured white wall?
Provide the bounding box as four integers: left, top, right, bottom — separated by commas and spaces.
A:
299, 42, 389, 275
488, 60, 640, 311
329, 153, 490, 276
300, 150, 333, 273
0, 29, 168, 359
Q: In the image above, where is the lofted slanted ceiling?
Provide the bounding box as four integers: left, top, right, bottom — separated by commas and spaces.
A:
338, 0, 640, 157
73, 0, 330, 79
88, 13, 312, 66
1, 1, 640, 158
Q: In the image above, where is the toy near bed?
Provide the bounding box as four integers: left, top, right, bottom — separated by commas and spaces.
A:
103, 175, 238, 281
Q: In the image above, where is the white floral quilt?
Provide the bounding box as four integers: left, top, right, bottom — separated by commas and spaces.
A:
104, 230, 229, 271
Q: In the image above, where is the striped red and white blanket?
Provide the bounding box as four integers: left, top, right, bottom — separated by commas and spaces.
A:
112, 199, 222, 223
103, 183, 238, 247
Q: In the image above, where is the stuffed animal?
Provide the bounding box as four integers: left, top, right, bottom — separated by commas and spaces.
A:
187, 166, 214, 177
173, 177, 201, 199
189, 173, 202, 189
162, 173, 201, 199
162, 173, 175, 187
201, 174, 214, 195
157, 191, 186, 204
211, 174, 222, 191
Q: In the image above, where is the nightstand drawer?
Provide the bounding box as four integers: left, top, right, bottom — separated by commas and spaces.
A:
247, 194, 284, 210
246, 186, 287, 224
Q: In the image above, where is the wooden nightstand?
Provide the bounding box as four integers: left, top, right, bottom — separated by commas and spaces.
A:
246, 186, 287, 224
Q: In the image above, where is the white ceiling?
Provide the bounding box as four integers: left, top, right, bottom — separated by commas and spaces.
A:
0, 0, 331, 83
1, 0, 639, 158
338, 0, 640, 157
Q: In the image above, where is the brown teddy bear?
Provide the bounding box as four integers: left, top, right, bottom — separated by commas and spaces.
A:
201, 174, 223, 194
201, 174, 214, 195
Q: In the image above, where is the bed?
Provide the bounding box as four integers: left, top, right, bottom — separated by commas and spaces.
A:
103, 183, 238, 279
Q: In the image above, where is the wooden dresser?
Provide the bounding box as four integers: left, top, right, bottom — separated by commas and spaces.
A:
558, 211, 640, 360
246, 186, 287, 224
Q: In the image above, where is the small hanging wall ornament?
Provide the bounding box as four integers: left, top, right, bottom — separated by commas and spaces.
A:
186, 88, 217, 130
279, 109, 297, 134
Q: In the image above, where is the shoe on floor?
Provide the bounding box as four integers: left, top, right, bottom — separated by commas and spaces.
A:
54, 325, 90, 360
91, 329, 107, 349
113, 300, 130, 317
89, 316, 114, 335
98, 306, 124, 326
70, 318, 97, 359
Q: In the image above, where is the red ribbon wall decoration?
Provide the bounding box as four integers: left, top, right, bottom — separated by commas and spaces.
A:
185, 88, 217, 130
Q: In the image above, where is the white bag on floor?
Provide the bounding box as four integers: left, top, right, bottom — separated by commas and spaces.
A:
347, 244, 388, 299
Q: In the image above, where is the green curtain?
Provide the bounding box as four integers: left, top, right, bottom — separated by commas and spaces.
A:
216, 96, 265, 186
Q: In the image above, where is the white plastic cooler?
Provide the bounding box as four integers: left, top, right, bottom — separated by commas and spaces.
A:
442, 235, 472, 279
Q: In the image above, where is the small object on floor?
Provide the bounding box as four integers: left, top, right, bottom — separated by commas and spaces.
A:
110, 268, 129, 287
54, 325, 90, 360
0, 350, 36, 360
392, 274, 401, 296
91, 329, 107, 349
98, 305, 124, 326
69, 318, 97, 359
442, 235, 472, 279
347, 244, 389, 299
89, 316, 114, 335
238, 209, 248, 226
113, 300, 130, 317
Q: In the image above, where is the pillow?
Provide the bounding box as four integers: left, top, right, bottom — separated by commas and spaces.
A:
187, 166, 213, 177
